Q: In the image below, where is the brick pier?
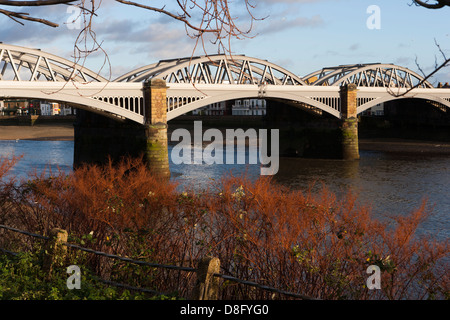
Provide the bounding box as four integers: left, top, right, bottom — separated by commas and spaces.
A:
339, 83, 360, 160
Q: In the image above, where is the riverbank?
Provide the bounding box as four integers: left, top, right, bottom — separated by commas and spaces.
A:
359, 138, 450, 155
0, 124, 74, 141
1, 124, 450, 155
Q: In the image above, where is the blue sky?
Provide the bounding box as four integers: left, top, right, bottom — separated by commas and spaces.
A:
1, 0, 449, 84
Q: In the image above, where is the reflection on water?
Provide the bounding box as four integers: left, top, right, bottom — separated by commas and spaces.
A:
169, 145, 262, 189
0, 140, 73, 178
0, 140, 448, 240
274, 153, 450, 240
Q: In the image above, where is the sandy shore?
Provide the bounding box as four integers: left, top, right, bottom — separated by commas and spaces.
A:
0, 124, 74, 141
1, 125, 450, 155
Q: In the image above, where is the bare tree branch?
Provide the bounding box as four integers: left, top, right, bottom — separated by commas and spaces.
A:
0, 0, 83, 27
0, 7, 59, 27
115, 0, 217, 34
389, 39, 450, 97
0, 0, 261, 54
0, 0, 76, 6
412, 0, 450, 9
385, 2, 450, 98
0, 0, 262, 82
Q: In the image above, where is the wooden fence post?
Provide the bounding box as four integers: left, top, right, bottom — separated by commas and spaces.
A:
43, 228, 68, 279
193, 256, 221, 300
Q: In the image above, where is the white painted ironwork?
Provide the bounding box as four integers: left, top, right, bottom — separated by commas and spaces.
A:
303, 63, 433, 88
0, 80, 144, 123
0, 44, 448, 124
0, 43, 106, 82
356, 87, 450, 114
114, 54, 306, 86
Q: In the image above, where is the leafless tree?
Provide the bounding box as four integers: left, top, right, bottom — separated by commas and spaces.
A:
0, 0, 75, 27
0, 0, 262, 80
0, 0, 260, 53
413, 0, 450, 9
1, 1, 448, 88
387, 1, 450, 96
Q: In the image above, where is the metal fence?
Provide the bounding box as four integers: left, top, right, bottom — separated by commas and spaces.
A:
0, 224, 316, 300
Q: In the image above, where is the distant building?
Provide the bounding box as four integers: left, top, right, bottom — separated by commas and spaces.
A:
0, 99, 75, 116
232, 99, 266, 116
191, 99, 266, 116
39, 102, 74, 116
61, 105, 74, 116
40, 102, 61, 116
192, 101, 232, 116
362, 103, 384, 116
192, 101, 226, 116
1, 99, 29, 115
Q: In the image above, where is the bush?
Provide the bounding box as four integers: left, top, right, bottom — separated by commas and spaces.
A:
0, 156, 448, 300
0, 249, 155, 300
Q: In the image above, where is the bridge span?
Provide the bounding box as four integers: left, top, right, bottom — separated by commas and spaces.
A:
1, 43, 449, 122
1, 43, 449, 177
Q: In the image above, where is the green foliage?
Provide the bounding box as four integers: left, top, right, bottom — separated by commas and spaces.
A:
365, 251, 397, 274
0, 251, 163, 300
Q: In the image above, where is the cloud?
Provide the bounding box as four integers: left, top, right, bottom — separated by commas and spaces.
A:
0, 3, 103, 47
75, 17, 202, 75
0, 13, 196, 76
93, 17, 191, 44
394, 56, 413, 66
349, 43, 360, 51
257, 14, 324, 35
93, 18, 196, 56
0, 0, 322, 73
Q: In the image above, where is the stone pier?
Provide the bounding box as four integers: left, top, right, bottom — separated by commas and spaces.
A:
263, 84, 360, 160
339, 83, 360, 160
142, 79, 170, 179
74, 79, 170, 178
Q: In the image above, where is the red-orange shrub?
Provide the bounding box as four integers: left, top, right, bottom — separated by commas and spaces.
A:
184, 174, 448, 299
1, 156, 448, 299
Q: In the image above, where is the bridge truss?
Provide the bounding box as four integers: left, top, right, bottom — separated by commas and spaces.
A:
0, 43, 106, 83
302, 63, 433, 88
0, 43, 449, 124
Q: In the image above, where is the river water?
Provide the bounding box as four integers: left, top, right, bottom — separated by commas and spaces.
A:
0, 139, 448, 241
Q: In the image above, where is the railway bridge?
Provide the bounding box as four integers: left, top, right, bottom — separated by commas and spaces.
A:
1, 43, 449, 177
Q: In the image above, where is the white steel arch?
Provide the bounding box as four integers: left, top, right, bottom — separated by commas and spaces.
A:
0, 43, 106, 82
114, 54, 307, 86
166, 84, 342, 120
303, 63, 433, 88
0, 81, 144, 123
0, 43, 449, 123
356, 87, 450, 114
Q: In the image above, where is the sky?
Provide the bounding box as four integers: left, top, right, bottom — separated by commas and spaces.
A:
1, 0, 450, 84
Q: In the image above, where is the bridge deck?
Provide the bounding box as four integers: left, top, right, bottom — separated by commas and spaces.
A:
1, 43, 449, 123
